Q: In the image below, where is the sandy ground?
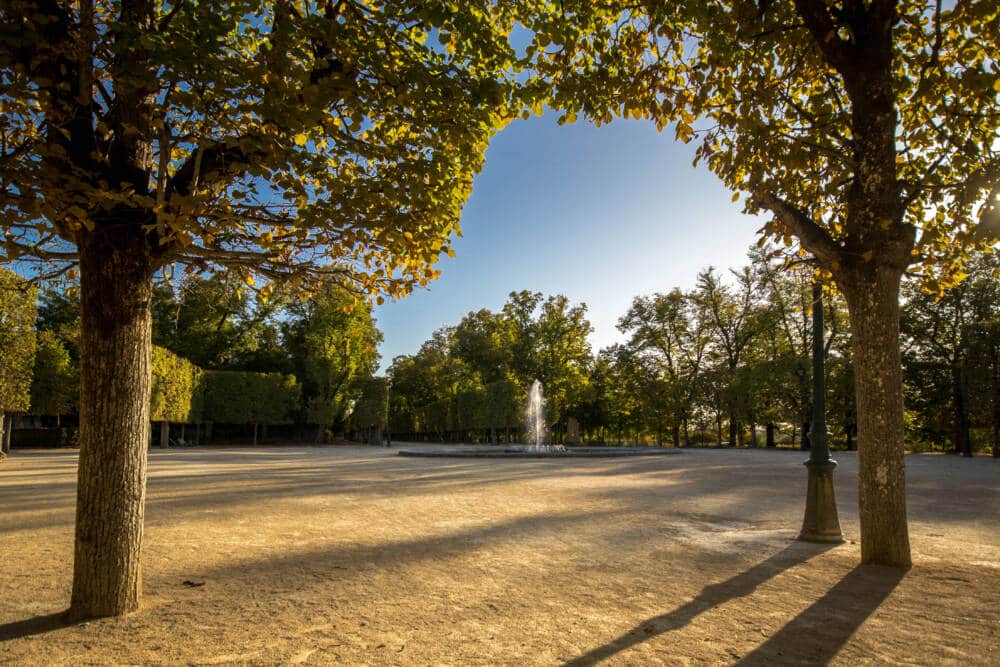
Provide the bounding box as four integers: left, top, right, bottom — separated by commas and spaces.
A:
0, 445, 997, 666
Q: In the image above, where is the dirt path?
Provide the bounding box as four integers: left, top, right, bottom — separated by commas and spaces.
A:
1, 446, 997, 665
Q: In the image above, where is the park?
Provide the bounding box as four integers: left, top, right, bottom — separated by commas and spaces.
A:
1, 0, 999, 664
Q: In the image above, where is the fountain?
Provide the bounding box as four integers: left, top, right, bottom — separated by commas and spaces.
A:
523, 379, 564, 453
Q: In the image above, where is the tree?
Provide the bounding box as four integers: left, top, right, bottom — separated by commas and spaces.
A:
963, 320, 1000, 457
30, 330, 79, 420
525, 0, 1000, 566
694, 267, 765, 446
902, 254, 1000, 454
530, 294, 592, 438
283, 285, 381, 440
0, 269, 37, 453
618, 289, 708, 445
452, 308, 511, 385
0, 0, 520, 617
152, 275, 262, 370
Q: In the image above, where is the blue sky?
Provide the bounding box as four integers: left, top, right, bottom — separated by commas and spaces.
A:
373, 114, 763, 372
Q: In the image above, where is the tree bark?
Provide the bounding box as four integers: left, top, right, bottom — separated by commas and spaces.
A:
3, 415, 12, 451
842, 268, 912, 568
0, 413, 7, 455
766, 422, 775, 448
159, 421, 169, 449
70, 228, 155, 620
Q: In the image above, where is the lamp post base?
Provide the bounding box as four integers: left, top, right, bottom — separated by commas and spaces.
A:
798, 460, 844, 543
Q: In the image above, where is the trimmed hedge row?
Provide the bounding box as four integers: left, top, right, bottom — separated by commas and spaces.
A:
150, 346, 300, 425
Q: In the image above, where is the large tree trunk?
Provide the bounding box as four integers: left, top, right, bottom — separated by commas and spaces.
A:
70, 229, 155, 620
842, 268, 911, 568
159, 421, 169, 449
766, 422, 775, 448
0, 412, 7, 455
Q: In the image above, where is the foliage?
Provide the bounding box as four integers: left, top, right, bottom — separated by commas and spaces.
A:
0, 1, 523, 297
524, 0, 999, 286
0, 268, 37, 412
902, 254, 1000, 448
961, 320, 1000, 452
152, 276, 271, 370
30, 330, 78, 416
349, 377, 388, 430
387, 291, 592, 437
36, 289, 81, 361
150, 345, 203, 423
283, 284, 381, 427
201, 370, 300, 426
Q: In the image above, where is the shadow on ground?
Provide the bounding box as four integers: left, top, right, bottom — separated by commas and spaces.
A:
565, 544, 905, 666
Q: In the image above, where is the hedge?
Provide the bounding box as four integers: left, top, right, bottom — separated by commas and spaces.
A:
150, 346, 300, 426
151, 346, 203, 423
0, 269, 38, 412
201, 370, 300, 426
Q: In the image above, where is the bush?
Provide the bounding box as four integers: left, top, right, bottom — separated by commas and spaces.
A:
201, 370, 300, 425
150, 346, 203, 423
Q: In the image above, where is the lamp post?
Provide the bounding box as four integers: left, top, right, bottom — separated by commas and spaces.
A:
798, 280, 844, 543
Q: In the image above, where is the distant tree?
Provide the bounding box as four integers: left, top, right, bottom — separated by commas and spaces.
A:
531, 294, 592, 438
153, 276, 260, 370
618, 289, 708, 445
283, 285, 381, 441
37, 289, 81, 360
452, 309, 511, 385
902, 254, 1000, 454
962, 320, 1000, 458
694, 267, 766, 446
0, 269, 37, 453
30, 330, 78, 420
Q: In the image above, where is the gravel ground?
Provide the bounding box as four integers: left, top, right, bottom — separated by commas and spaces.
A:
0, 445, 997, 665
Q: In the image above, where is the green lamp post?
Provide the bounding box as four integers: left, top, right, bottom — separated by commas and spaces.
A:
798, 280, 844, 543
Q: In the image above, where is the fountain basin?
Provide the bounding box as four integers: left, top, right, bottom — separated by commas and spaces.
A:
396, 445, 683, 458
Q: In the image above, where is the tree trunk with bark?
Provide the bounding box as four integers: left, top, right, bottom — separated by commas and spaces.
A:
842, 268, 912, 568
766, 422, 775, 448
0, 413, 7, 455
159, 421, 169, 449
70, 228, 155, 620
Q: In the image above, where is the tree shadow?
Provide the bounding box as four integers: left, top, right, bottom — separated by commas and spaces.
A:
0, 612, 77, 641
565, 542, 837, 666
736, 564, 906, 665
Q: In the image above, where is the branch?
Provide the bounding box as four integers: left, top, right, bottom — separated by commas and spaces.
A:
168, 138, 270, 196
752, 191, 843, 268
792, 0, 852, 74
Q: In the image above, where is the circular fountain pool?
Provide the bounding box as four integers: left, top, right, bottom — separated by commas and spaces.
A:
396, 445, 682, 458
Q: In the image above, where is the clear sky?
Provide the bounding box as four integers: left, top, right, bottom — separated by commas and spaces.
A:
373, 114, 764, 372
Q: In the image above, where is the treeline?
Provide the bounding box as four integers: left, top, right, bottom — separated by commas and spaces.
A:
2, 274, 384, 447
387, 247, 1000, 455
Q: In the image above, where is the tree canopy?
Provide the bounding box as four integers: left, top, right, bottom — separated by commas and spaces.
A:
0, 0, 523, 295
